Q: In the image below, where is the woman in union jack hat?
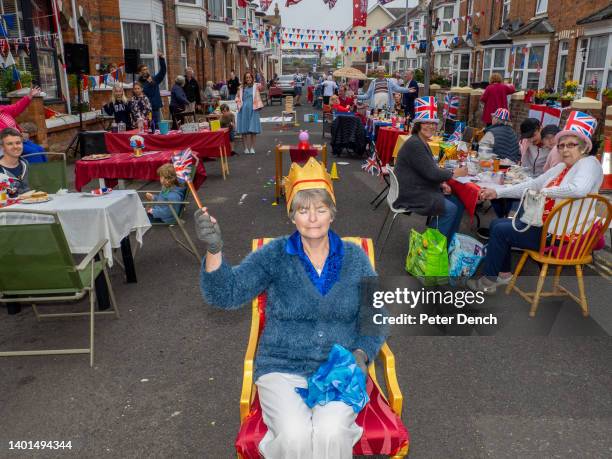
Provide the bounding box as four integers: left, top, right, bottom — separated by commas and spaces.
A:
393, 96, 469, 241
470, 111, 604, 294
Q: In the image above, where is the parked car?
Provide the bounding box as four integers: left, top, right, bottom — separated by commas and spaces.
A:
276, 75, 295, 96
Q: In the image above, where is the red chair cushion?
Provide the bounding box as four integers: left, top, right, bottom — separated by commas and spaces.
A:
289, 147, 318, 164
235, 378, 409, 458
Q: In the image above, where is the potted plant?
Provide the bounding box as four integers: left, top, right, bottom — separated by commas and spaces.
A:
560, 93, 574, 107
534, 90, 547, 104
602, 88, 612, 105
546, 92, 559, 103
564, 80, 579, 94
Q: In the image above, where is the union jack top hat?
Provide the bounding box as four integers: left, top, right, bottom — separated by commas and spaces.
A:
413, 96, 439, 123
554, 111, 597, 153
492, 108, 511, 122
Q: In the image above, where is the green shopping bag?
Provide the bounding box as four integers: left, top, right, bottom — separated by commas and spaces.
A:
405, 228, 449, 285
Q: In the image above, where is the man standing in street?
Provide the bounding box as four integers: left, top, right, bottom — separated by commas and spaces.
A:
293, 69, 304, 106
137, 50, 166, 126
402, 69, 419, 121
183, 67, 201, 113
227, 70, 240, 100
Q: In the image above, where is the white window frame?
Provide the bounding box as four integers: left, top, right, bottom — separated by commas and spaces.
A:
512, 40, 549, 90
535, 0, 548, 15
120, 20, 167, 89
413, 20, 420, 41
177, 0, 200, 5
180, 37, 188, 74
502, 0, 511, 23
208, 0, 225, 20
554, 40, 569, 91
482, 46, 510, 82
435, 52, 452, 77
575, 30, 612, 96
437, 5, 454, 35
452, 51, 472, 86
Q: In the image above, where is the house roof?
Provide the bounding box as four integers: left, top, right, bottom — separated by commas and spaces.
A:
387, 8, 408, 20
577, 4, 612, 25
481, 29, 513, 46
510, 17, 555, 37
387, 8, 415, 29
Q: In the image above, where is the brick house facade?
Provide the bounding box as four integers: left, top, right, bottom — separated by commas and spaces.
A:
454, 0, 611, 95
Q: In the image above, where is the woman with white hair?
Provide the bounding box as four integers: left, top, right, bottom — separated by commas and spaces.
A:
321, 75, 338, 105
357, 66, 413, 110
469, 112, 603, 294
170, 75, 190, 128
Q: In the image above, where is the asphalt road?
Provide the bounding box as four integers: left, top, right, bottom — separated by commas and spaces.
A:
1, 104, 611, 459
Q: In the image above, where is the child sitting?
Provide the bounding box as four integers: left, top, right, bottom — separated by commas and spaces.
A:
219, 104, 236, 152
329, 94, 351, 113
144, 163, 186, 223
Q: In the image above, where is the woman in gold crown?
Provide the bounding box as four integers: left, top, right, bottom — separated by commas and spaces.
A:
196, 157, 385, 458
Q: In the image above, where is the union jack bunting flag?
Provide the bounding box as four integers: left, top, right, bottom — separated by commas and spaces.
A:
172, 148, 195, 183
564, 111, 597, 138
361, 152, 380, 176
449, 122, 466, 143
443, 94, 459, 120
414, 96, 439, 122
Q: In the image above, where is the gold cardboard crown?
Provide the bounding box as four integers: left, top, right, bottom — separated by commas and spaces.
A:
284, 157, 335, 212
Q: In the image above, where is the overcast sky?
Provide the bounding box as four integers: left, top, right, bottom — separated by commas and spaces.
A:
262, 0, 418, 31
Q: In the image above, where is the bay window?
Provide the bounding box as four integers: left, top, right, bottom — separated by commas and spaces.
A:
583, 35, 609, 91
513, 44, 548, 90
435, 52, 451, 77
482, 48, 509, 82
452, 53, 471, 86
438, 5, 454, 34
0, 0, 61, 100
208, 0, 224, 20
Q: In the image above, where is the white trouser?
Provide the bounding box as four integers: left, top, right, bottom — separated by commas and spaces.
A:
255, 372, 363, 459
374, 92, 388, 109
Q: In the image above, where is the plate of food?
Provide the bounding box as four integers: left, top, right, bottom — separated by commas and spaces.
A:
20, 191, 51, 204
83, 187, 113, 197
81, 154, 112, 161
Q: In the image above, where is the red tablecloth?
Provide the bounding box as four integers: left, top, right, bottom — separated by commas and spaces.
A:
74, 150, 207, 191
448, 178, 481, 217
375, 127, 403, 166
104, 129, 231, 159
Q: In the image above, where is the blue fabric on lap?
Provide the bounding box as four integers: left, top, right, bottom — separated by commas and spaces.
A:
295, 344, 369, 413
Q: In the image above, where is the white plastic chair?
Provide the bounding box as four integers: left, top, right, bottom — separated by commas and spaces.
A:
375, 166, 412, 258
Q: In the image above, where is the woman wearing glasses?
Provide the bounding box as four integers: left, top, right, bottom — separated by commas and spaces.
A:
468, 111, 603, 294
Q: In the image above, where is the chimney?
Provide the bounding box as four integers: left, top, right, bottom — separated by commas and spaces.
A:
274, 3, 279, 17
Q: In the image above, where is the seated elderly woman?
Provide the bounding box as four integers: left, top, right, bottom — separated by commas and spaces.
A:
394, 96, 467, 241
478, 108, 520, 163
197, 158, 385, 458
468, 111, 603, 294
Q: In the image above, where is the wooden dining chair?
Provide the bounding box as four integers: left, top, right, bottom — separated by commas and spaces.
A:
506, 194, 612, 317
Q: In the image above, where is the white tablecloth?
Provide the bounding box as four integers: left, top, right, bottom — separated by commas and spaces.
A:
0, 190, 151, 266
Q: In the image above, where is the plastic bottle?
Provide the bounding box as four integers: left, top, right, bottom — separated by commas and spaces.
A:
118, 122, 126, 132
137, 118, 144, 133
111, 121, 118, 133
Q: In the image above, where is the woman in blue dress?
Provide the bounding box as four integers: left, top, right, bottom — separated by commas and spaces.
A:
235, 71, 263, 155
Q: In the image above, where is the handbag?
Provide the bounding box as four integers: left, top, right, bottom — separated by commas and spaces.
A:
512, 188, 545, 232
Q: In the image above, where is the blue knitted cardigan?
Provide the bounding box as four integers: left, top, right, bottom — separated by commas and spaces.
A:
199, 236, 385, 381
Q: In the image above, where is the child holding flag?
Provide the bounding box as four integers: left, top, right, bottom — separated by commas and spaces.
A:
144, 163, 186, 223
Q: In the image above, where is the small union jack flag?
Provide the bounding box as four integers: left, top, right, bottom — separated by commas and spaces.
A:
449, 122, 465, 143
172, 148, 195, 183
564, 111, 597, 139
361, 152, 380, 176
414, 96, 439, 122
443, 94, 459, 120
